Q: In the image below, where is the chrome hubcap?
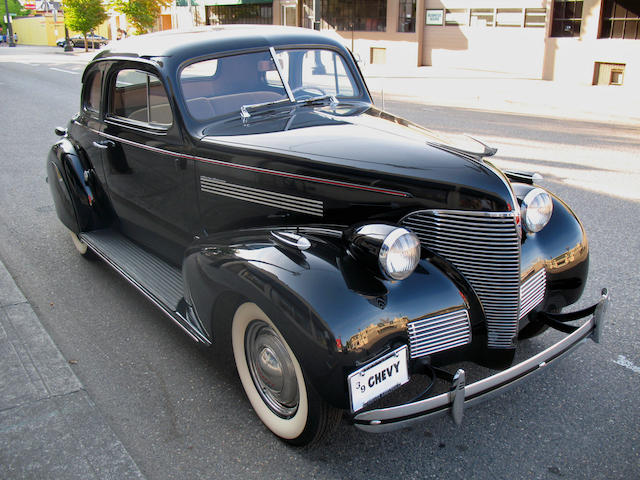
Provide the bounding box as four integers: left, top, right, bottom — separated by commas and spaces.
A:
245, 321, 299, 418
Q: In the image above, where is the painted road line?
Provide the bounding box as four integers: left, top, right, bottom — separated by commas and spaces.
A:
50, 67, 80, 75
614, 355, 640, 375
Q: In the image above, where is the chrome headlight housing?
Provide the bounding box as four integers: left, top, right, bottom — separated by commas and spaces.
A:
347, 224, 421, 280
378, 228, 421, 280
521, 188, 553, 233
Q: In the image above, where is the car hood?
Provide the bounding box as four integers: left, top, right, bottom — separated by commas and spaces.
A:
198, 104, 516, 213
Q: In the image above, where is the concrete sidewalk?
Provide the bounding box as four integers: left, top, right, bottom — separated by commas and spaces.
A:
0, 260, 144, 479
362, 64, 640, 126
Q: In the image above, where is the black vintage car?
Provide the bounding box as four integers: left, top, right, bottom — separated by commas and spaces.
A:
47, 26, 608, 446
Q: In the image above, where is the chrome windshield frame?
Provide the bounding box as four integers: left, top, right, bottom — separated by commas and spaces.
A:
270, 46, 295, 103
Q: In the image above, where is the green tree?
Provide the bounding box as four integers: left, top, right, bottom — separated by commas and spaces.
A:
0, 0, 29, 32
111, 0, 171, 35
63, 0, 108, 51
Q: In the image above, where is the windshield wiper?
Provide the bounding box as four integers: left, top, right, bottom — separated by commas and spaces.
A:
240, 95, 339, 121
240, 98, 293, 120
295, 95, 339, 107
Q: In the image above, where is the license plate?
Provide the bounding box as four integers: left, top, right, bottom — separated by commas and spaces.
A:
348, 345, 409, 412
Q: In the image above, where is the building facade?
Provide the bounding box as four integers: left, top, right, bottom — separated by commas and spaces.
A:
193, 0, 637, 87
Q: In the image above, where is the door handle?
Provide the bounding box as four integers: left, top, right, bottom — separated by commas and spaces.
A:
174, 158, 187, 171
92, 140, 115, 149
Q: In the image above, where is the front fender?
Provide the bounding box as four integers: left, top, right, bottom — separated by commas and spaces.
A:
518, 186, 589, 312
183, 228, 469, 409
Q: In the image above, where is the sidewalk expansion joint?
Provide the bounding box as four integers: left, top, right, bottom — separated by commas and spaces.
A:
0, 387, 87, 415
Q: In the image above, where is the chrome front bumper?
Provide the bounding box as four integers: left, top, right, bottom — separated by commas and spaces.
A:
353, 289, 609, 433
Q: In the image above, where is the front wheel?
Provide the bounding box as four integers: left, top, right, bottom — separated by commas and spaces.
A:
231, 302, 340, 446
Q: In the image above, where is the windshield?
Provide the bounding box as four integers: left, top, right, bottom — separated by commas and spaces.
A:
180, 48, 361, 122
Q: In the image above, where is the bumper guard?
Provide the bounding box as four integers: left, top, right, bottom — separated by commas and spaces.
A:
353, 288, 609, 432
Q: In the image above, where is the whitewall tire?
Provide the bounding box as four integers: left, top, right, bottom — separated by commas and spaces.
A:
231, 302, 340, 446
69, 231, 95, 259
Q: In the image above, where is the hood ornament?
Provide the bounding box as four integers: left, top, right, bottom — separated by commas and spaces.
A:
426, 134, 497, 159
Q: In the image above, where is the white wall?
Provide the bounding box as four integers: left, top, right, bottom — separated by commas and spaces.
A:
422, 0, 549, 76
543, 0, 640, 86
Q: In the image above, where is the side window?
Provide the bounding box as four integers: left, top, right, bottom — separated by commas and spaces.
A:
83, 71, 102, 113
111, 69, 173, 127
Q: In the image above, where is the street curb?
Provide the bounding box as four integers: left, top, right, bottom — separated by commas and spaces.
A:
0, 260, 145, 479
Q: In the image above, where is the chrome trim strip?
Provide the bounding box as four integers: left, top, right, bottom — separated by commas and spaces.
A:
270, 46, 295, 102
400, 209, 518, 221
482, 160, 521, 217
353, 292, 608, 432
91, 129, 410, 198
407, 309, 471, 359
200, 176, 324, 216
519, 269, 546, 319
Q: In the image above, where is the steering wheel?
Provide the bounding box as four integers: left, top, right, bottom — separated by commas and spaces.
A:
291, 86, 326, 100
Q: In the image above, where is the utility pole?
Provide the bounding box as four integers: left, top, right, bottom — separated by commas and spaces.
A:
4, 0, 16, 47
313, 0, 320, 30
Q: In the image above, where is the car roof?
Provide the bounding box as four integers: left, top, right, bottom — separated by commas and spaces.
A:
93, 25, 347, 63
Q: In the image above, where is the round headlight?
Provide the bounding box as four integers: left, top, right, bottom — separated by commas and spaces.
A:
378, 228, 421, 280
522, 188, 553, 233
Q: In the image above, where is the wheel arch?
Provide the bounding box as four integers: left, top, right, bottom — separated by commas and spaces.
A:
47, 137, 113, 234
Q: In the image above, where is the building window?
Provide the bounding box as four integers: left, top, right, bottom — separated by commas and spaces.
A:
206, 4, 273, 26
470, 9, 494, 27
593, 62, 626, 85
112, 70, 173, 127
599, 0, 640, 39
370, 47, 386, 64
445, 9, 468, 26
496, 8, 522, 27
551, 0, 583, 37
320, 0, 386, 32
398, 0, 416, 32
524, 8, 547, 28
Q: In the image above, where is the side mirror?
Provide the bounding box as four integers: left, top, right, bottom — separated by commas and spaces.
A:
54, 127, 67, 137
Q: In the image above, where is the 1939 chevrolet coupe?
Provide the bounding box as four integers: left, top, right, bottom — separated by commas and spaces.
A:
47, 26, 609, 446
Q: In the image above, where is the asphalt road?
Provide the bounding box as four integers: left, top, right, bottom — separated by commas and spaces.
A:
1, 47, 638, 479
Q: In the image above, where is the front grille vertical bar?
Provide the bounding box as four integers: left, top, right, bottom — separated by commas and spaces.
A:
401, 210, 521, 348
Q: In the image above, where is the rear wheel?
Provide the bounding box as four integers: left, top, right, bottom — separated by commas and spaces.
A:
231, 302, 340, 446
69, 231, 96, 260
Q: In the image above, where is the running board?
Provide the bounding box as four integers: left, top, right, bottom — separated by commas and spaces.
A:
80, 230, 211, 345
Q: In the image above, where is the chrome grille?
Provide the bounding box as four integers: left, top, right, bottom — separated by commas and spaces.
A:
407, 309, 471, 359
402, 210, 520, 348
519, 268, 546, 319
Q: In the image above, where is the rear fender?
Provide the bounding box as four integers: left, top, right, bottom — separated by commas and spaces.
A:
183, 228, 470, 409
47, 138, 110, 233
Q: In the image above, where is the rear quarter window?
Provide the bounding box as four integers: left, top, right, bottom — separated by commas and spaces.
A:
111, 69, 173, 127
83, 71, 102, 113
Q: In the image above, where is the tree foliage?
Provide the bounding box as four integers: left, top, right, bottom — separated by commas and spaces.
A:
63, 0, 108, 51
111, 0, 172, 35
0, 0, 29, 31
